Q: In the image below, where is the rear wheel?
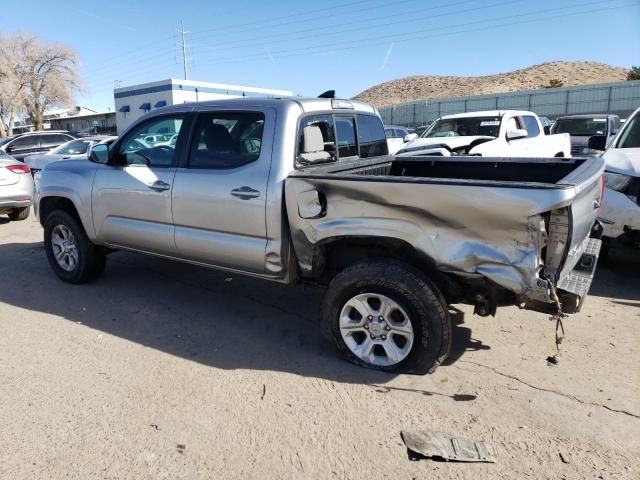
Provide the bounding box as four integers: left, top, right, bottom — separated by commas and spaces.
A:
44, 210, 106, 284
322, 260, 451, 374
8, 206, 30, 221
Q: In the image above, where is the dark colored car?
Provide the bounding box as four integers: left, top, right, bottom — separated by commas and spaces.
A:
551, 114, 621, 156
0, 131, 76, 162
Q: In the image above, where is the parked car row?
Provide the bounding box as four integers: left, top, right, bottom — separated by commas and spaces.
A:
0, 130, 75, 161
394, 110, 571, 158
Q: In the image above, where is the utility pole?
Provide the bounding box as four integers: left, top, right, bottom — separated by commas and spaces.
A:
175, 20, 192, 80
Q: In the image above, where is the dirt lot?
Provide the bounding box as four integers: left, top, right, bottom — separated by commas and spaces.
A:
0, 214, 638, 479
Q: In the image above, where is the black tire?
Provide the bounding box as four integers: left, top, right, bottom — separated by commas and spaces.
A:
44, 210, 106, 284
322, 259, 451, 374
8, 206, 30, 221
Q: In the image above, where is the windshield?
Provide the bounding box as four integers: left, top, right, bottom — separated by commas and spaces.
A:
423, 117, 501, 138
51, 139, 92, 155
616, 114, 640, 148
551, 118, 608, 136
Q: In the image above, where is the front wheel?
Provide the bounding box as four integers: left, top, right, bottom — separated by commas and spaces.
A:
322, 260, 451, 374
44, 210, 106, 284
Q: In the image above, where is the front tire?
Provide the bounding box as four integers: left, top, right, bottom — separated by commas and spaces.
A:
322, 260, 451, 374
8, 206, 30, 221
44, 210, 106, 284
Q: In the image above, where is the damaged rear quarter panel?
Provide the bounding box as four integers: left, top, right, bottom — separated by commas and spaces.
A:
285, 176, 575, 296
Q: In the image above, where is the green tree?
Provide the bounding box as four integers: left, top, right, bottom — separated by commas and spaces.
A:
628, 66, 640, 81
543, 79, 564, 89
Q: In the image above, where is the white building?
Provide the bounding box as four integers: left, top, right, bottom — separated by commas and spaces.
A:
113, 79, 293, 133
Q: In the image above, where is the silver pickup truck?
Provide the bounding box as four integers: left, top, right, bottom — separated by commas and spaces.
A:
35, 97, 604, 374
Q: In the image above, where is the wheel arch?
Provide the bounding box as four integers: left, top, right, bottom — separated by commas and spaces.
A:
38, 195, 90, 235
310, 235, 463, 303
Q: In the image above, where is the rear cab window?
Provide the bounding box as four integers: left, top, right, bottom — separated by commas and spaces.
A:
296, 113, 388, 167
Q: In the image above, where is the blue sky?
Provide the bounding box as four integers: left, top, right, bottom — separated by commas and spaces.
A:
2, 0, 639, 112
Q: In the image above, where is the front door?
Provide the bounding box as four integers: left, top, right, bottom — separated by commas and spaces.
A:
172, 109, 274, 274
92, 114, 189, 255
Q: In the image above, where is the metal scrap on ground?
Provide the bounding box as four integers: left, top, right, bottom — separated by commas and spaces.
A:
401, 430, 496, 463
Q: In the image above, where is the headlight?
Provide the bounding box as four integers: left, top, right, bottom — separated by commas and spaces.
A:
604, 172, 632, 192
33, 170, 42, 187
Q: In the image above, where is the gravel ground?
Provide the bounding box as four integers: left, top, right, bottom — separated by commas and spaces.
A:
0, 214, 638, 479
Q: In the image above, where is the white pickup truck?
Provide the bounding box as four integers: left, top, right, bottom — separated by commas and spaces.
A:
398, 110, 571, 158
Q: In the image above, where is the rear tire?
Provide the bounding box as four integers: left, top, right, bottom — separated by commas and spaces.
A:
8, 206, 30, 221
44, 210, 106, 284
322, 259, 451, 374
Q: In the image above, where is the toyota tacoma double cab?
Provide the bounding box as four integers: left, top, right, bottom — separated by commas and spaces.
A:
36, 97, 603, 374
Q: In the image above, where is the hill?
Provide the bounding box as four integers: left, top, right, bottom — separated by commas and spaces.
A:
353, 61, 630, 107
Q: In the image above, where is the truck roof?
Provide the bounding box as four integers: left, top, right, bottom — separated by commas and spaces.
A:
555, 114, 619, 119
441, 110, 536, 119
158, 96, 378, 115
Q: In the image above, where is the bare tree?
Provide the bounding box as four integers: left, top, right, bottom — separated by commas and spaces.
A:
0, 31, 81, 136
0, 33, 28, 137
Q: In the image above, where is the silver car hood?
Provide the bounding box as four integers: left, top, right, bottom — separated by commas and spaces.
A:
25, 153, 87, 170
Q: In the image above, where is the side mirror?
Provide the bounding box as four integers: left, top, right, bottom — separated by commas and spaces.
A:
5, 145, 14, 153
543, 126, 551, 135
506, 128, 528, 141
610, 128, 619, 136
89, 144, 109, 164
587, 135, 607, 151
403, 133, 418, 142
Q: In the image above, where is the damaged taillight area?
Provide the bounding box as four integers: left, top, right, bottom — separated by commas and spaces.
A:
543, 207, 571, 280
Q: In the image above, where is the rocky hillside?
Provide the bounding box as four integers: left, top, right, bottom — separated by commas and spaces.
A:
354, 61, 629, 107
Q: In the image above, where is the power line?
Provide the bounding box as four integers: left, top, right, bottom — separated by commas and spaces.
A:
190, 0, 379, 37
197, 0, 512, 54
82, 0, 631, 95
191, 0, 626, 68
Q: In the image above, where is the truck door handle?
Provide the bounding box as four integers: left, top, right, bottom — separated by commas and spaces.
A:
231, 186, 260, 200
148, 180, 171, 192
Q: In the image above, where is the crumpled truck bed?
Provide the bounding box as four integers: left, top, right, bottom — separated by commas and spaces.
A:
285, 156, 604, 307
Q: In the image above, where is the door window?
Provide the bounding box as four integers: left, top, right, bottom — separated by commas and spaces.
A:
118, 115, 185, 166
357, 115, 388, 158
41, 134, 74, 147
335, 116, 358, 158
188, 111, 265, 168
522, 116, 540, 137
10, 135, 38, 150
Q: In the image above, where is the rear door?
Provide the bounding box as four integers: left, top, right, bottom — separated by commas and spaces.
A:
172, 108, 274, 274
92, 113, 190, 255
